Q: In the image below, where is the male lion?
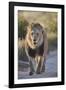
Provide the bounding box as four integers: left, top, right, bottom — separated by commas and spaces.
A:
25, 23, 48, 75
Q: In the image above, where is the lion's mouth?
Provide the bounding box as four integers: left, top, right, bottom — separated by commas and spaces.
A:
34, 42, 36, 45
32, 40, 38, 47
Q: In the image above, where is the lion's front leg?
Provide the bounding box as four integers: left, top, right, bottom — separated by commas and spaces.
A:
41, 58, 46, 73
29, 57, 35, 75
36, 56, 45, 74
29, 57, 38, 75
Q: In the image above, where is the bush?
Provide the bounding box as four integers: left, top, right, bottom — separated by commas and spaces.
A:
18, 16, 28, 39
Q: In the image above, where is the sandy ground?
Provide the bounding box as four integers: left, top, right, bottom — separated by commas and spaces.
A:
18, 50, 57, 79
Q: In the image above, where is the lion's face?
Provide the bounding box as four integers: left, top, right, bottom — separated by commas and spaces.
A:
30, 27, 43, 47
27, 23, 44, 49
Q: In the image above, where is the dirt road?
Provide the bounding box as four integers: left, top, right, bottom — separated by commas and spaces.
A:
18, 50, 57, 79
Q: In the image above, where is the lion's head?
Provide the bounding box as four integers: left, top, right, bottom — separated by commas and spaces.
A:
26, 23, 44, 49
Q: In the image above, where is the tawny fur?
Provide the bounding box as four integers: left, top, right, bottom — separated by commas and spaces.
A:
25, 23, 48, 75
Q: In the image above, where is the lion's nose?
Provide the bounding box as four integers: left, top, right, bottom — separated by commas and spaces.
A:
34, 39, 36, 42
33, 39, 36, 45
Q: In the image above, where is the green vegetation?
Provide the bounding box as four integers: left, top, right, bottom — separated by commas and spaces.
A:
18, 15, 28, 39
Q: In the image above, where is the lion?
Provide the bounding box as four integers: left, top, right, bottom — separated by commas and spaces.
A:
25, 23, 48, 75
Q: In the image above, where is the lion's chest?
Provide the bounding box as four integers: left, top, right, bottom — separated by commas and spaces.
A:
28, 42, 44, 58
